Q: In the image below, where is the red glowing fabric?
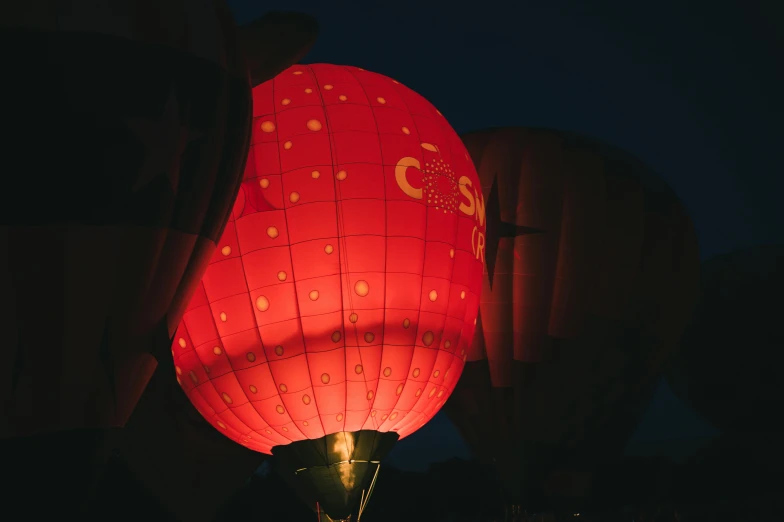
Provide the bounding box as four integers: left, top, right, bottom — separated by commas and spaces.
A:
171, 64, 486, 453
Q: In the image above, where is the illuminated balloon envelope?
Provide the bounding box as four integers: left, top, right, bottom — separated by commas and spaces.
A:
443, 127, 699, 510
171, 63, 486, 521
0, 3, 312, 517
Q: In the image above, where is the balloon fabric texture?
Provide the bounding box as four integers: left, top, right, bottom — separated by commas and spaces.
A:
1, 1, 252, 517
113, 11, 320, 522
443, 127, 699, 510
2, 0, 250, 439
171, 64, 485, 455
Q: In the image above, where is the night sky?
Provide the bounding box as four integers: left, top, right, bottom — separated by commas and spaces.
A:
229, 0, 783, 471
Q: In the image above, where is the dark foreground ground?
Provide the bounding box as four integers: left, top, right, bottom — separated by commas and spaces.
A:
80, 432, 783, 522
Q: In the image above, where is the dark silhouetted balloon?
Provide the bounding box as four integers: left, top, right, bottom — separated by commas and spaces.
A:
0, 3, 313, 517
117, 359, 267, 522
667, 244, 784, 434
113, 13, 319, 522
443, 127, 699, 511
239, 11, 319, 87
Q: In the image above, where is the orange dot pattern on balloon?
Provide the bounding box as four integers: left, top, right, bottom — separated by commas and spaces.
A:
422, 156, 461, 214
169, 64, 485, 455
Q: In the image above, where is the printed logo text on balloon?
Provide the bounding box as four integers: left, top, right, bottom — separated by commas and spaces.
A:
394, 142, 486, 261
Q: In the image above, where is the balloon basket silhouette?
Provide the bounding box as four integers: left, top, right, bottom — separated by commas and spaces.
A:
273, 430, 397, 522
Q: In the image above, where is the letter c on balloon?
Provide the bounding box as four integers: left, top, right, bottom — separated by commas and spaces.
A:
395, 157, 423, 200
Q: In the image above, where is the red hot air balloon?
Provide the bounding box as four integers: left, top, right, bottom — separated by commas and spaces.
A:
170, 63, 486, 521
